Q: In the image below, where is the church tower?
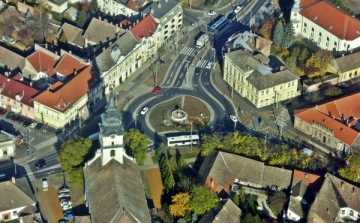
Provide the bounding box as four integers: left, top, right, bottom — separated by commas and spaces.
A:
291, 0, 302, 35
98, 91, 133, 166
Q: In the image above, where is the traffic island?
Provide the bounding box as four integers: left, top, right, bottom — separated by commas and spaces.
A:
148, 95, 210, 133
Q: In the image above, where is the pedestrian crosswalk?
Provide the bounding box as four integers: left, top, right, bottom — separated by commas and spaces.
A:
18, 163, 35, 181
34, 136, 58, 150
196, 60, 212, 69
180, 47, 197, 57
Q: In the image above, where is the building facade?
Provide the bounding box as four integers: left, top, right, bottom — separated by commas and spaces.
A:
291, 0, 360, 53
223, 49, 299, 108
333, 51, 360, 82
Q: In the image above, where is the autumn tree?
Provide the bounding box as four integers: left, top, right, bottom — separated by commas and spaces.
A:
233, 132, 259, 155
258, 17, 277, 40
267, 192, 287, 216
269, 145, 291, 165
124, 128, 148, 165
169, 192, 192, 217
306, 50, 334, 75
244, 214, 265, 223
189, 186, 219, 215
339, 153, 360, 182
325, 86, 343, 97
200, 133, 223, 156
58, 137, 93, 185
272, 22, 283, 47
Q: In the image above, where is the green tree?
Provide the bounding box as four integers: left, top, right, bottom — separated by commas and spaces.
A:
124, 128, 148, 165
312, 50, 334, 75
243, 213, 264, 223
285, 56, 297, 69
58, 137, 92, 186
325, 86, 343, 96
291, 46, 301, 58
189, 186, 219, 215
272, 22, 283, 47
269, 145, 291, 165
233, 132, 258, 155
200, 133, 223, 156
267, 192, 287, 216
159, 155, 175, 189
305, 91, 324, 103
299, 48, 309, 61
339, 153, 360, 182
76, 10, 88, 28
281, 22, 295, 49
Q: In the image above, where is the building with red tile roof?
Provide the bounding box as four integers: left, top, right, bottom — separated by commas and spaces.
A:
26, 51, 57, 79
291, 0, 360, 52
294, 93, 360, 153
33, 65, 101, 129
54, 54, 87, 79
130, 14, 158, 41
0, 74, 40, 119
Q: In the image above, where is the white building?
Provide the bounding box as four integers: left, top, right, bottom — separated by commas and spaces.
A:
291, 0, 360, 53
0, 131, 15, 160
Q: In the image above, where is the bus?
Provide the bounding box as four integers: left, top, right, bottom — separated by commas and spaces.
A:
208, 16, 228, 34
167, 134, 200, 147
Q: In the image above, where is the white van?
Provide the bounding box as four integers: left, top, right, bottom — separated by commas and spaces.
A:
0, 174, 6, 181
301, 148, 314, 156
42, 178, 48, 191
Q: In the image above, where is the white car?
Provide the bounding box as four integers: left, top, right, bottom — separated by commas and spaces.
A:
234, 5, 242, 13
29, 122, 38, 128
206, 62, 212, 69
301, 148, 314, 156
230, 115, 238, 122
208, 10, 216, 16
140, 107, 149, 115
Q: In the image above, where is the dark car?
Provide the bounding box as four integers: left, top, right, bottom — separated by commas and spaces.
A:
16, 116, 25, 124
35, 123, 43, 130
0, 108, 7, 115
11, 115, 20, 122
35, 159, 46, 169
195, 67, 200, 75
6, 111, 14, 119
23, 119, 32, 127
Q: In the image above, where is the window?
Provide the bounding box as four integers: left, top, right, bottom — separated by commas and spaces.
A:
350, 210, 354, 216
266, 89, 269, 94
110, 150, 115, 157
342, 210, 345, 215
288, 82, 290, 87
326, 37, 329, 47
12, 211, 17, 217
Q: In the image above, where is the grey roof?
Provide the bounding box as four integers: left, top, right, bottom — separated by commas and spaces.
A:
334, 51, 360, 73
84, 157, 151, 223
291, 179, 308, 198
198, 151, 292, 190
84, 18, 125, 44
0, 46, 26, 71
57, 23, 85, 47
225, 49, 260, 72
0, 178, 36, 213
308, 174, 360, 223
140, 0, 181, 22
246, 68, 299, 90
288, 196, 304, 219
99, 91, 124, 137
48, 0, 67, 6
199, 199, 242, 223
94, 31, 138, 73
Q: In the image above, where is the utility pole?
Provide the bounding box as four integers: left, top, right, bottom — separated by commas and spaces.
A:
155, 60, 158, 86
27, 128, 31, 155
265, 131, 269, 144
190, 122, 193, 150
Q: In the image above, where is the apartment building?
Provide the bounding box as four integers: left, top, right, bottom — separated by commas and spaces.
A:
223, 49, 299, 108
291, 0, 360, 52
333, 51, 360, 82
96, 0, 147, 17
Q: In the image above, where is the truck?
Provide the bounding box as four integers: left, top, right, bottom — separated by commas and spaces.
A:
196, 34, 209, 49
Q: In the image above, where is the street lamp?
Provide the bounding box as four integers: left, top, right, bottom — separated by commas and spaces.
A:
134, 113, 138, 127
27, 127, 31, 155
190, 122, 193, 150
265, 131, 269, 144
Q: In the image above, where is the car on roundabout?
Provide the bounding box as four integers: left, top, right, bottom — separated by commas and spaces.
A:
230, 115, 238, 122
234, 5, 243, 13
152, 86, 162, 95
140, 107, 149, 115
208, 10, 216, 16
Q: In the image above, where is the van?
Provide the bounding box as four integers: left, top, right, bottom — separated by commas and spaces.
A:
0, 174, 6, 181
43, 178, 48, 191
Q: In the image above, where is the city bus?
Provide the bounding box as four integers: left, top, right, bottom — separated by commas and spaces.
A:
208, 16, 228, 34
167, 134, 200, 147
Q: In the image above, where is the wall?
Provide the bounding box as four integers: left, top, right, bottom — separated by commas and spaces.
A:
0, 95, 35, 120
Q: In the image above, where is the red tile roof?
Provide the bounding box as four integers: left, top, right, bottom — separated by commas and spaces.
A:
130, 14, 158, 41
293, 170, 323, 192
126, 0, 146, 12
34, 66, 100, 113
295, 93, 360, 145
300, 0, 360, 40
26, 51, 57, 77
0, 74, 40, 107
54, 54, 87, 77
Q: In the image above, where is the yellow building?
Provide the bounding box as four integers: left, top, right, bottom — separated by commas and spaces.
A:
333, 51, 360, 83
223, 49, 299, 108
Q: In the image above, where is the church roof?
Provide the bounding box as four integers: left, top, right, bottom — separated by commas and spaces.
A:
99, 91, 124, 136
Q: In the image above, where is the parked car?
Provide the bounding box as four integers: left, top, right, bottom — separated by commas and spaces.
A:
23, 119, 32, 127
205, 62, 212, 69
230, 115, 238, 122
5, 111, 14, 119
207, 10, 216, 16
195, 67, 200, 75
60, 200, 72, 207
59, 192, 70, 198
58, 186, 70, 193
29, 122, 38, 128
11, 115, 20, 122
301, 148, 314, 156
152, 86, 162, 95
234, 5, 243, 13
16, 116, 25, 124
62, 204, 72, 211
35, 123, 43, 130
42, 178, 48, 191
64, 213, 74, 221
0, 108, 7, 115
35, 159, 46, 169
337, 82, 349, 88
140, 107, 149, 115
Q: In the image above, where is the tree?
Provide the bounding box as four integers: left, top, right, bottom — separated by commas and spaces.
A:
285, 56, 297, 69
159, 155, 175, 189
299, 48, 309, 61
305, 91, 324, 103
325, 86, 343, 96
313, 49, 334, 75
258, 17, 277, 40
267, 191, 287, 216
76, 10, 88, 28
124, 128, 148, 165
291, 46, 301, 58
200, 133, 223, 156
233, 132, 258, 155
281, 22, 295, 49
189, 186, 219, 215
272, 22, 283, 47
58, 137, 92, 185
268, 145, 291, 165
169, 193, 191, 217
339, 153, 360, 182
243, 213, 264, 223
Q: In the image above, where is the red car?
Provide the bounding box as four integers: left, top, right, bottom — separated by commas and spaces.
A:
152, 86, 162, 95
0, 108, 7, 115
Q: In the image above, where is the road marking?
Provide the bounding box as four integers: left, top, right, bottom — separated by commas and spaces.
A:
18, 163, 35, 181
34, 136, 58, 150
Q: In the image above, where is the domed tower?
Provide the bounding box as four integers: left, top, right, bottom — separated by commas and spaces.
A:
291, 0, 302, 35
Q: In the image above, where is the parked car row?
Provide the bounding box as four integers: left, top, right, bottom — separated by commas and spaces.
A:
58, 187, 74, 221
4, 111, 45, 130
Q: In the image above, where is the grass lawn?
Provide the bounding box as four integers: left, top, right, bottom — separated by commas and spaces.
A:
151, 155, 159, 164
144, 59, 173, 87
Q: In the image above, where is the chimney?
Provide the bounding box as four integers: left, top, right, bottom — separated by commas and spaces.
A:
342, 54, 344, 57
158, 1, 161, 8
98, 16, 101, 21
143, 12, 146, 18
54, 51, 58, 60
151, 8, 154, 14
74, 70, 78, 75
341, 181, 344, 190
104, 18, 108, 23
30, 81, 33, 86
69, 50, 72, 55
103, 47, 106, 52
48, 84, 52, 91
280, 66, 285, 71
255, 37, 260, 49
45, 43, 48, 49
247, 65, 250, 71
136, 19, 139, 24
305, 174, 308, 179
11, 177, 15, 184
5, 72, 9, 77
